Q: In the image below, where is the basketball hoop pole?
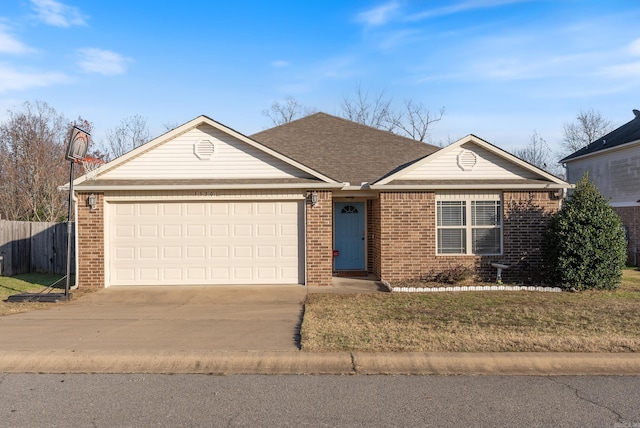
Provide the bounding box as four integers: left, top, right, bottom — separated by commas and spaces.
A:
64, 126, 90, 300
64, 160, 75, 300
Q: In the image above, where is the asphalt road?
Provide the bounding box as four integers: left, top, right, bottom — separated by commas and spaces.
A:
1, 374, 639, 427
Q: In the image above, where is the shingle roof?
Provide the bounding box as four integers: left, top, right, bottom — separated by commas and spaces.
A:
561, 109, 640, 163
250, 112, 439, 185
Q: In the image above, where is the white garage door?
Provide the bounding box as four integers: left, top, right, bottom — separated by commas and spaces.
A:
108, 201, 304, 285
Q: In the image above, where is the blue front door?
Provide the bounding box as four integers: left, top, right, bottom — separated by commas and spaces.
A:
334, 202, 365, 270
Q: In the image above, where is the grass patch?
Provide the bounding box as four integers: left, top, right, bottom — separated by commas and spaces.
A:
0, 274, 76, 316
301, 268, 640, 353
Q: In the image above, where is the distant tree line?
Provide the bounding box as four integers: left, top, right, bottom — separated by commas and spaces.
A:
514, 109, 613, 178
264, 86, 614, 178
263, 83, 445, 143
0, 101, 151, 221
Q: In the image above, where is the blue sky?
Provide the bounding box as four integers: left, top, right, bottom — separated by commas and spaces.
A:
1, 0, 639, 156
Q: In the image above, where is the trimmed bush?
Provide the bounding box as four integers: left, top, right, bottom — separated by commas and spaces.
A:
545, 173, 627, 290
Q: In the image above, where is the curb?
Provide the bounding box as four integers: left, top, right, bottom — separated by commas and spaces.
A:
1, 351, 639, 375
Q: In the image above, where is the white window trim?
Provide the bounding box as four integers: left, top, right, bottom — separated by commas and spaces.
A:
436, 193, 503, 256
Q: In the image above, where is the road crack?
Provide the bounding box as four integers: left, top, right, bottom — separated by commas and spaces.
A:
547, 377, 628, 424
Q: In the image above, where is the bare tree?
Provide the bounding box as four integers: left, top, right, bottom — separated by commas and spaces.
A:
339, 84, 445, 142
261, 86, 445, 142
515, 131, 564, 178
0, 101, 74, 221
391, 100, 444, 142
562, 108, 613, 154
340, 84, 395, 131
163, 121, 180, 132
103, 114, 150, 159
262, 96, 316, 127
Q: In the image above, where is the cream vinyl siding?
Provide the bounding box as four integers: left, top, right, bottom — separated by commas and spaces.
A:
107, 200, 304, 286
566, 144, 640, 205
402, 143, 539, 181
100, 124, 313, 180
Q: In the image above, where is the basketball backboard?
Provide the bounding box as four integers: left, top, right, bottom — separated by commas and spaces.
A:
65, 126, 90, 162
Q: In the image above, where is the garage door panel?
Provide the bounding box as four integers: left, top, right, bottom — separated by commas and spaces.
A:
115, 225, 135, 238
163, 225, 181, 237
210, 225, 228, 237
140, 204, 158, 215
186, 203, 206, 216
109, 201, 303, 285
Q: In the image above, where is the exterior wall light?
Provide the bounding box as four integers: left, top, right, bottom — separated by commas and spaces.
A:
88, 193, 97, 210
310, 192, 319, 207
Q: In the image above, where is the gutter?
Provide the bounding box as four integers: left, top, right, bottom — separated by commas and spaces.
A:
59, 182, 348, 192
369, 183, 574, 191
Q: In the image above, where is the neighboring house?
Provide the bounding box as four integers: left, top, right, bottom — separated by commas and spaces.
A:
70, 113, 569, 288
561, 109, 640, 266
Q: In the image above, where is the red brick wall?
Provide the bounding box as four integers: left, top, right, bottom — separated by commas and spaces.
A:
614, 206, 640, 266
377, 191, 561, 284
305, 191, 333, 286
502, 191, 560, 283
76, 192, 104, 288
369, 198, 381, 277
378, 192, 433, 280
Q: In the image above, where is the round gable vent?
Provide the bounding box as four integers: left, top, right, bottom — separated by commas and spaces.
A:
194, 139, 215, 160
457, 150, 477, 171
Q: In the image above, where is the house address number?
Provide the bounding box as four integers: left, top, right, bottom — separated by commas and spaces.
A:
193, 191, 220, 197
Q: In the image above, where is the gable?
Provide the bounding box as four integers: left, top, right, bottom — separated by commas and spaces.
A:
399, 142, 540, 181
98, 123, 316, 181
374, 135, 569, 189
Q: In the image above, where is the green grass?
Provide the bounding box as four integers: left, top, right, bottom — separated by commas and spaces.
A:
0, 274, 68, 315
301, 268, 640, 353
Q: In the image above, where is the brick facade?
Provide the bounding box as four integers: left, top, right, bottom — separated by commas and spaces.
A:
305, 190, 333, 286
76, 192, 105, 288
374, 190, 561, 284
614, 206, 640, 266
75, 189, 561, 288
502, 191, 561, 282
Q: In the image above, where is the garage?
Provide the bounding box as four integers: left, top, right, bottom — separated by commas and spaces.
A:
107, 200, 304, 286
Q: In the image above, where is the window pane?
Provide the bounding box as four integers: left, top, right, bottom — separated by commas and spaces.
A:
472, 201, 501, 226
472, 228, 500, 254
437, 201, 466, 226
438, 229, 466, 254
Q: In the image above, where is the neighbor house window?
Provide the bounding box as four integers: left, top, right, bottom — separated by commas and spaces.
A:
436, 195, 502, 255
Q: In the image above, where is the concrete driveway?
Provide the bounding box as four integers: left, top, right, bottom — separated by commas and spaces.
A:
0, 285, 308, 353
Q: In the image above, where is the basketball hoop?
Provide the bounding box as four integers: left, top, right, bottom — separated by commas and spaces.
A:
79, 156, 105, 181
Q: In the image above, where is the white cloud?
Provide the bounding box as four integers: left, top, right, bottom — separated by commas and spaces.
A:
599, 61, 640, 79
30, 0, 87, 27
629, 38, 640, 56
0, 24, 33, 54
270, 60, 291, 68
0, 64, 68, 92
77, 48, 131, 75
357, 1, 400, 26
408, 0, 530, 21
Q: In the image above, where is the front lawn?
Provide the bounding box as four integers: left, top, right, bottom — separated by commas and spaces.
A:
301, 269, 640, 352
0, 274, 68, 315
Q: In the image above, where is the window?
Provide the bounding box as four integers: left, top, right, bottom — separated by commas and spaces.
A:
436, 197, 502, 255
341, 205, 359, 214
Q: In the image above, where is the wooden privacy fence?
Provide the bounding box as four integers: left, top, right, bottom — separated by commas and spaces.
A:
0, 220, 75, 276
